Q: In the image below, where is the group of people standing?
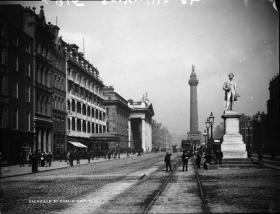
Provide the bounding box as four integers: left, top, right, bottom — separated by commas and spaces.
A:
164, 150, 224, 172
28, 152, 52, 173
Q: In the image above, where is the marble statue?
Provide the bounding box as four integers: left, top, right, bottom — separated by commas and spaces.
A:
223, 73, 240, 111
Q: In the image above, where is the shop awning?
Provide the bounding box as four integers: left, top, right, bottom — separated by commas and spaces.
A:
68, 141, 87, 148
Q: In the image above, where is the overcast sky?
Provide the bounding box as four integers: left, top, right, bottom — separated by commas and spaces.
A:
4, 0, 279, 135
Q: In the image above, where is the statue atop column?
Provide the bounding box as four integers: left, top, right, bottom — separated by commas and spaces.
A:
223, 73, 240, 111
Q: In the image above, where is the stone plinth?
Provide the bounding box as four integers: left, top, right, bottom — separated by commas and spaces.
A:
221, 111, 247, 159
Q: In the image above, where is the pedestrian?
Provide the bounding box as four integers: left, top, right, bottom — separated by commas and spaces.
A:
69, 152, 74, 166
76, 151, 80, 164
66, 152, 70, 164
87, 151, 91, 163
46, 152, 52, 167
164, 152, 172, 172
182, 152, 189, 171
31, 152, 38, 173
196, 153, 201, 168
217, 150, 223, 165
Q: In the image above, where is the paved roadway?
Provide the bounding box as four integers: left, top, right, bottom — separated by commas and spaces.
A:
0, 153, 184, 214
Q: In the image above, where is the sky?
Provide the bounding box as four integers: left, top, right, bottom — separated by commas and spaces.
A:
3, 0, 279, 136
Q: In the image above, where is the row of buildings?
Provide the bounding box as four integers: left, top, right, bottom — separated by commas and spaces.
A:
0, 4, 172, 164
213, 73, 280, 158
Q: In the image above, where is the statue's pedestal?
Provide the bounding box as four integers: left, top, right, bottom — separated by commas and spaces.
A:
221, 111, 247, 159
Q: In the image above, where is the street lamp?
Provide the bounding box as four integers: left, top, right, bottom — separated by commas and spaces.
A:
245, 117, 252, 158
256, 111, 263, 161
205, 118, 210, 148
208, 112, 215, 164
203, 129, 207, 145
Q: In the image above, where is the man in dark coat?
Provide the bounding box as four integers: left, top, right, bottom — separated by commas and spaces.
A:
31, 152, 38, 173
196, 153, 201, 168
182, 152, 189, 171
164, 152, 172, 172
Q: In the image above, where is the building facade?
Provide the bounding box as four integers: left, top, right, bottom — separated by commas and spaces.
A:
65, 43, 106, 152
128, 94, 154, 153
0, 6, 34, 163
103, 86, 130, 153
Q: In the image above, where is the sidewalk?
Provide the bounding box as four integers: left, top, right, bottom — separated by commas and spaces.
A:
251, 153, 280, 170
0, 154, 136, 178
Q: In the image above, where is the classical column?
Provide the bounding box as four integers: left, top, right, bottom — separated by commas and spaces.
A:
128, 119, 131, 148
142, 118, 146, 152
48, 130, 52, 153
43, 130, 47, 152
37, 129, 41, 152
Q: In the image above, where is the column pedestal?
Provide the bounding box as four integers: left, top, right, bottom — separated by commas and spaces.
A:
221, 111, 247, 159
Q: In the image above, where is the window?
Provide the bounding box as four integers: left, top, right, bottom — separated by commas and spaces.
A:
13, 109, 18, 130
77, 119, 81, 131
25, 62, 31, 77
16, 56, 18, 71
92, 123, 95, 133
26, 112, 31, 131
0, 106, 8, 128
72, 118, 75, 131
25, 86, 30, 103
0, 74, 8, 96
87, 122, 90, 133
12, 80, 18, 99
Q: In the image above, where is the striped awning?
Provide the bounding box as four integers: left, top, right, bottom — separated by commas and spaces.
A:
68, 141, 87, 148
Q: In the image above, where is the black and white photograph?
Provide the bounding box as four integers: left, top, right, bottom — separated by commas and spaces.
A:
0, 0, 279, 213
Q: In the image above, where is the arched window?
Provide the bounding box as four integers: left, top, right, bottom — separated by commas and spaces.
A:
87, 106, 91, 117
87, 122, 90, 133
82, 104, 86, 115
67, 118, 70, 130
83, 120, 86, 132
77, 102, 81, 113
72, 118, 75, 131
72, 100, 75, 112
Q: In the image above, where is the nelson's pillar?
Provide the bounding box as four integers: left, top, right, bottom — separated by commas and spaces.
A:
187, 65, 201, 146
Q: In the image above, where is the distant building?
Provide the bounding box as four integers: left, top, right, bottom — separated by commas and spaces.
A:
103, 86, 130, 153
128, 93, 154, 152
65, 43, 106, 153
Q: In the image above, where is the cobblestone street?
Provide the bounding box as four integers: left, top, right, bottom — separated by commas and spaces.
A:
1, 152, 280, 214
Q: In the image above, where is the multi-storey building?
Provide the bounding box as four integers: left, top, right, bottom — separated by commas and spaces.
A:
22, 6, 66, 155
103, 86, 130, 153
52, 38, 67, 158
0, 5, 67, 162
65, 44, 106, 151
0, 5, 34, 163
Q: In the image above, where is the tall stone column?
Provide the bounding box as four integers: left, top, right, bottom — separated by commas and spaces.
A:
142, 118, 146, 152
187, 65, 201, 142
189, 65, 199, 133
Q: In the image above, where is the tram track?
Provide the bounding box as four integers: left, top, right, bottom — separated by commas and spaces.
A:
142, 155, 180, 214
194, 166, 210, 214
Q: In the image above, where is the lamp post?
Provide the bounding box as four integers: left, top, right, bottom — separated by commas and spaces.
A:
245, 117, 252, 158
208, 112, 215, 163
203, 129, 207, 145
256, 112, 263, 162
205, 118, 210, 149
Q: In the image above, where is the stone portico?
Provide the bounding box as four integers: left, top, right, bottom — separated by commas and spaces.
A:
128, 95, 154, 152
